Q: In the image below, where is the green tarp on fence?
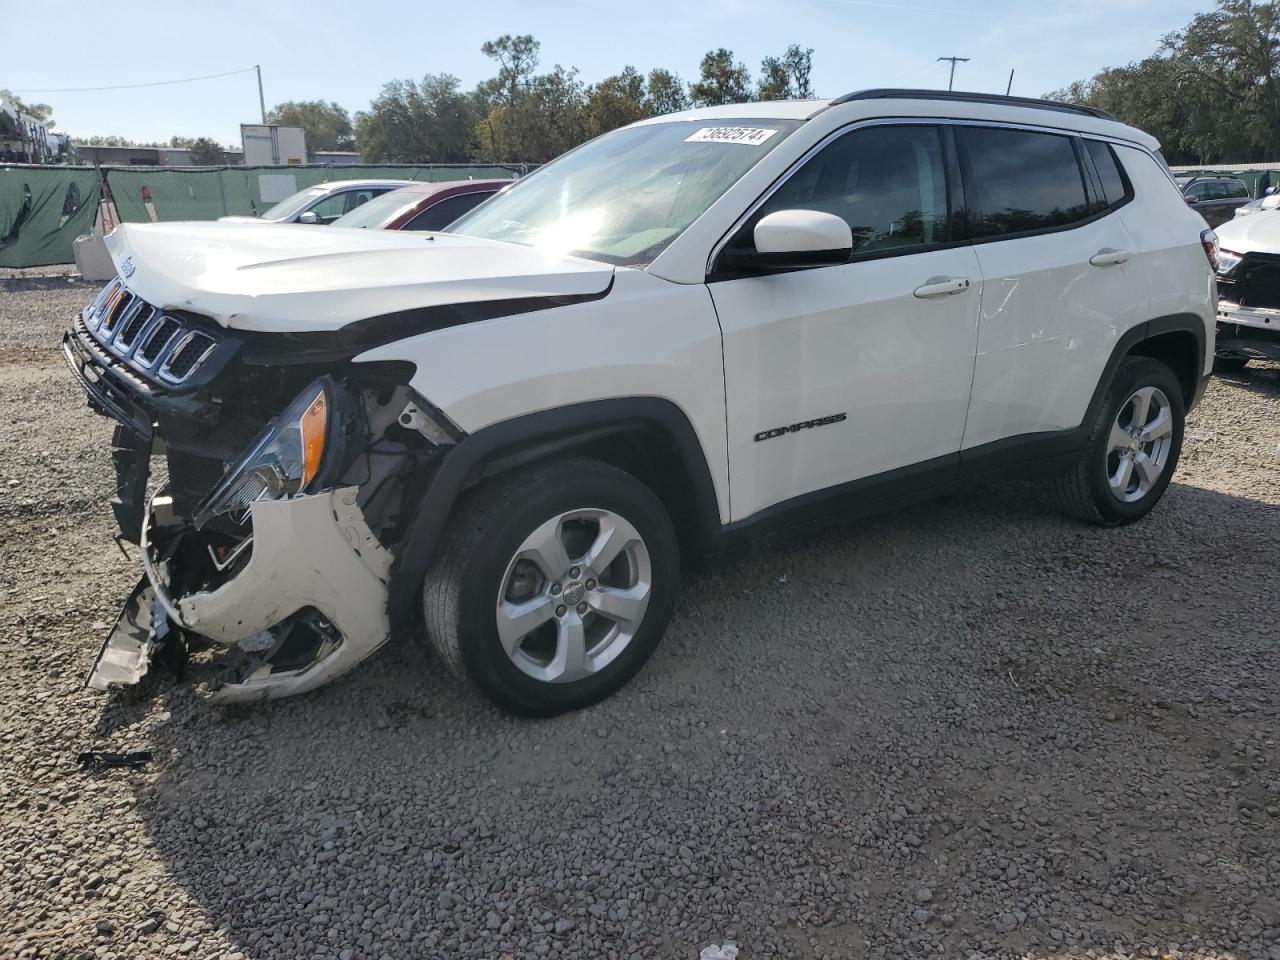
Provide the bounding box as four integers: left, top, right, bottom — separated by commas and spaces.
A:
0, 163, 520, 267
0, 165, 101, 268
107, 164, 519, 222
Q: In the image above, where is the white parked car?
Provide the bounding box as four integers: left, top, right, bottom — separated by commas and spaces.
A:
65, 90, 1216, 714
218, 179, 415, 225
1210, 210, 1280, 371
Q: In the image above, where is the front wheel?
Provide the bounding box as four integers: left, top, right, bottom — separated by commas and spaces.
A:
1050, 356, 1185, 525
423, 457, 680, 716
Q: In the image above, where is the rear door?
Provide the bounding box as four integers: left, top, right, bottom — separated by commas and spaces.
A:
957, 125, 1147, 452
709, 123, 982, 521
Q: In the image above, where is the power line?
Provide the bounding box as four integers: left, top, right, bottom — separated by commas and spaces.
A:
12, 66, 258, 95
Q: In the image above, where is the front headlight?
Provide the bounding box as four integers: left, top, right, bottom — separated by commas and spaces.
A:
193, 378, 334, 528
1217, 249, 1243, 276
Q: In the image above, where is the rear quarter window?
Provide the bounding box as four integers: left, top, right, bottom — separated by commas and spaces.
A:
1084, 140, 1132, 210
960, 127, 1090, 239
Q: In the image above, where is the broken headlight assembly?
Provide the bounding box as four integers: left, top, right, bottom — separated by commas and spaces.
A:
193, 376, 346, 528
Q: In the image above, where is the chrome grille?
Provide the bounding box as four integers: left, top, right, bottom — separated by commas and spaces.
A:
161, 332, 217, 382
82, 275, 219, 385
139, 318, 180, 363
116, 304, 156, 349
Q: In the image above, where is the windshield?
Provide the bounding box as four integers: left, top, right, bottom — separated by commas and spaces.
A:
331, 188, 424, 229
450, 120, 801, 265
260, 187, 328, 221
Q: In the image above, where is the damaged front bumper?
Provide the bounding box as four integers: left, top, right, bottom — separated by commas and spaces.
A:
1216, 301, 1280, 361
89, 485, 393, 702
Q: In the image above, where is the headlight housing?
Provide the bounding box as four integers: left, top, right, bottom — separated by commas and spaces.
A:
1217, 248, 1243, 276
194, 378, 337, 528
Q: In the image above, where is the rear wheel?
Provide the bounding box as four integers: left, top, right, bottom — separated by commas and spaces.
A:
1050, 356, 1185, 525
423, 457, 680, 716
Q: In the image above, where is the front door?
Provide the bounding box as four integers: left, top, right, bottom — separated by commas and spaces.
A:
708, 124, 982, 522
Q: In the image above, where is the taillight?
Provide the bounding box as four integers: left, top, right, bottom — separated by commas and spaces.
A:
1201, 229, 1219, 271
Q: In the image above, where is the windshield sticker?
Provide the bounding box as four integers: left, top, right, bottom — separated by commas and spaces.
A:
685, 126, 779, 146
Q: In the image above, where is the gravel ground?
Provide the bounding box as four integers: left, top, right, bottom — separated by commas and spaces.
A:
2, 275, 1278, 960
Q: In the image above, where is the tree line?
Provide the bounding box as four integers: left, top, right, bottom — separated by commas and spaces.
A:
348, 37, 814, 163
1046, 0, 1280, 165
30, 39, 813, 165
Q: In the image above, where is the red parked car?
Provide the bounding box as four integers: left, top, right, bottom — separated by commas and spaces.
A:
329, 179, 511, 231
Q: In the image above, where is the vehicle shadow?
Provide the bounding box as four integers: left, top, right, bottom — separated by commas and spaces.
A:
1210, 359, 1280, 397
103, 476, 1280, 960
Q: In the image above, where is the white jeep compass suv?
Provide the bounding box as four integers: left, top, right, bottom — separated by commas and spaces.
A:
65, 89, 1217, 715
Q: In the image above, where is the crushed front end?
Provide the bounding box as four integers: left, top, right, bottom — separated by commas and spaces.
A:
1215, 250, 1280, 362
64, 276, 459, 701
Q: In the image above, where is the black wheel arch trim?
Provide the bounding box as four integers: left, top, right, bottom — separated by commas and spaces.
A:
1086, 313, 1207, 421
387, 396, 723, 638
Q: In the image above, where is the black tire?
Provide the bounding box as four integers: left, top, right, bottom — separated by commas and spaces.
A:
423, 457, 680, 716
1213, 356, 1249, 374
1050, 356, 1185, 525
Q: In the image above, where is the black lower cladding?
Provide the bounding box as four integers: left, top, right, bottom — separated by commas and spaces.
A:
109, 425, 151, 543
1219, 252, 1280, 309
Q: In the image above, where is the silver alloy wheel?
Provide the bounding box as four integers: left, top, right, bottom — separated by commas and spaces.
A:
1106, 385, 1174, 503
495, 508, 652, 684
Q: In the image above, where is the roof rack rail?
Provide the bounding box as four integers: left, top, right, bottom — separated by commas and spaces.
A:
828, 88, 1116, 121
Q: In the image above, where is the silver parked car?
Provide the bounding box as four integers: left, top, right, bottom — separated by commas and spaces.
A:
218, 179, 416, 225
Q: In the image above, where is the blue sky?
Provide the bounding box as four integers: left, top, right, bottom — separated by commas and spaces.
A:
5, 0, 1211, 145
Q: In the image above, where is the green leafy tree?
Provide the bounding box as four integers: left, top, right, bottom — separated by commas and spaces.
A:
783, 44, 815, 98
476, 65, 586, 162
689, 48, 752, 106
478, 34, 542, 105
1047, 0, 1280, 163
187, 137, 226, 164
0, 89, 53, 123
584, 66, 648, 137
758, 45, 815, 100
266, 100, 356, 154
356, 73, 478, 163
80, 135, 145, 147
645, 68, 689, 116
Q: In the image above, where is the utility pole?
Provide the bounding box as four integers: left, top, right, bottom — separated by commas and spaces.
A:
255, 64, 266, 123
1006, 68, 1015, 96
937, 56, 970, 91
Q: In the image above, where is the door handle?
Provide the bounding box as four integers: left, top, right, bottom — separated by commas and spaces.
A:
1089, 248, 1131, 267
912, 276, 971, 298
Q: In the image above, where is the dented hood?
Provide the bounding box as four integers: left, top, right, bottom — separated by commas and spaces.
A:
1216, 209, 1280, 256
103, 221, 614, 333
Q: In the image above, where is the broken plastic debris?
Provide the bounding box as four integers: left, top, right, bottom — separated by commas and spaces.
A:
76, 750, 152, 771
700, 944, 739, 960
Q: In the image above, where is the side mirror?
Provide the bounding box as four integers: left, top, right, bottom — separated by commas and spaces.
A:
723, 209, 853, 273
297, 210, 320, 225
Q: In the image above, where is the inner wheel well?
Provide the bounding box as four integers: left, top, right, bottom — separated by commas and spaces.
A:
1126, 329, 1199, 407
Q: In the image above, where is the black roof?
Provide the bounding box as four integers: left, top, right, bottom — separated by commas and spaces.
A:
828, 88, 1116, 121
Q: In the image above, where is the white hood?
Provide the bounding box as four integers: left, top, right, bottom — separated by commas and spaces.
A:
103, 222, 614, 333
1216, 209, 1280, 255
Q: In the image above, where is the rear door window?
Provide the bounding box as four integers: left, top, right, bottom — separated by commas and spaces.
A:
959, 127, 1090, 238
403, 192, 494, 231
